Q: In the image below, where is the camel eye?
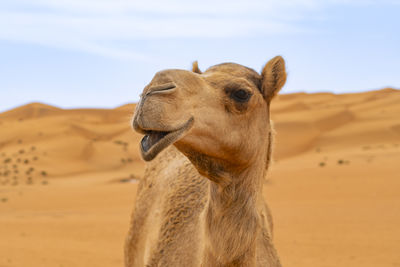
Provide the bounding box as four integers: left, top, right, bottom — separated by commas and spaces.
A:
231, 89, 252, 103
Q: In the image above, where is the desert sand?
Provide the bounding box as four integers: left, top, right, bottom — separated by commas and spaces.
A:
0, 88, 399, 267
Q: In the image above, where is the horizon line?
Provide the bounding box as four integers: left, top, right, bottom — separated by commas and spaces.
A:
1, 87, 398, 114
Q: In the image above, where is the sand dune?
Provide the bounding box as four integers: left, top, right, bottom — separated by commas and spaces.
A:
0, 88, 399, 267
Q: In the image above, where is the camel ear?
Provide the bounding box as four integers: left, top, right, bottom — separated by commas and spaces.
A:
192, 61, 202, 74
261, 56, 286, 101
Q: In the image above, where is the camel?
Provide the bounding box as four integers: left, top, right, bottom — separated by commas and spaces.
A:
125, 56, 287, 267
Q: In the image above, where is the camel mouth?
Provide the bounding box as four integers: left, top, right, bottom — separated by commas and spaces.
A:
141, 131, 169, 152
140, 117, 194, 161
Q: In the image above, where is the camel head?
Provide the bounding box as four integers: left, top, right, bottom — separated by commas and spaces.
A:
133, 56, 286, 183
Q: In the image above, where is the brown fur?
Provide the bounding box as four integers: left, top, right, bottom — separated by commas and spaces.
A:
125, 56, 287, 266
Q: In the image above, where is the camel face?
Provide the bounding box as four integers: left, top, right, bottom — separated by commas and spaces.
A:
133, 57, 286, 176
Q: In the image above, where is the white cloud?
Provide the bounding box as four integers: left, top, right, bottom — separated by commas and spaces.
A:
0, 0, 394, 60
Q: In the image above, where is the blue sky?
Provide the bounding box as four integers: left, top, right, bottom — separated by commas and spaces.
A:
0, 0, 399, 112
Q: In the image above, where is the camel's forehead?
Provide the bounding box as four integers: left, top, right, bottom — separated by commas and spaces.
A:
204, 63, 261, 88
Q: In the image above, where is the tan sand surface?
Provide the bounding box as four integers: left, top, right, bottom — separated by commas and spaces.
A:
0, 88, 399, 266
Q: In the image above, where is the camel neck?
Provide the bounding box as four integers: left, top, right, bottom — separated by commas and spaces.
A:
202, 163, 265, 267
176, 142, 270, 266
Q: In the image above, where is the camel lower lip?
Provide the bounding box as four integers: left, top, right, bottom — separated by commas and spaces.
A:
139, 118, 194, 161
141, 131, 169, 153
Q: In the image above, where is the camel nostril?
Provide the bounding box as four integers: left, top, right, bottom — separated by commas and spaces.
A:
147, 82, 177, 96
159, 84, 176, 91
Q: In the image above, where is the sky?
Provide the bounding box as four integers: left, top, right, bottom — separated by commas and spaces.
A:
0, 0, 399, 112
